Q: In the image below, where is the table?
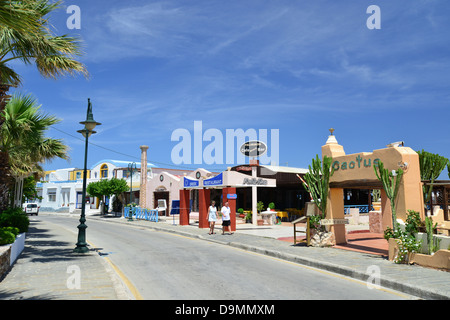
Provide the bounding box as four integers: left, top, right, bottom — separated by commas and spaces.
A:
276, 211, 288, 221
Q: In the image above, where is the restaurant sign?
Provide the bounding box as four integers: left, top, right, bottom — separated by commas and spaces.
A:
332, 155, 380, 171
203, 173, 223, 186
243, 177, 268, 186
240, 140, 267, 157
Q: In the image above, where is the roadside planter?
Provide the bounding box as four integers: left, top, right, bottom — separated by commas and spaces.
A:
409, 250, 450, 270
388, 234, 450, 271
0, 233, 26, 278
9, 233, 26, 266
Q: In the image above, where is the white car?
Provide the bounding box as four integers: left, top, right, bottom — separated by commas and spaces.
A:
23, 203, 40, 215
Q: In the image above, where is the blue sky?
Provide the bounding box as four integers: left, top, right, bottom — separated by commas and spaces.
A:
10, 0, 450, 177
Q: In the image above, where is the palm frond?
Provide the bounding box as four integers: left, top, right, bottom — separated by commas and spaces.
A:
1, 93, 69, 177
0, 61, 21, 86
0, 0, 41, 34
0, 0, 88, 86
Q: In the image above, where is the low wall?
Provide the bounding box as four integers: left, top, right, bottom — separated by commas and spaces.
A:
410, 250, 450, 270
0, 246, 11, 279
415, 232, 450, 254
0, 233, 26, 279
10, 233, 25, 266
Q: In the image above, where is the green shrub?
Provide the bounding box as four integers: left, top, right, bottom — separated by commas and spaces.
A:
309, 215, 322, 230
0, 228, 16, 245
405, 210, 422, 235
3, 226, 19, 237
0, 207, 30, 233
257, 201, 264, 212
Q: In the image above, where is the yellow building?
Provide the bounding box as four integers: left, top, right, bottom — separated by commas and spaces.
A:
69, 169, 91, 181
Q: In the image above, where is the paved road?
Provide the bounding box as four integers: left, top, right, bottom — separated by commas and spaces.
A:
43, 215, 416, 300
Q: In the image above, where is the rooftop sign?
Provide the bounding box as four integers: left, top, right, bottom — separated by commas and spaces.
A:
240, 141, 267, 157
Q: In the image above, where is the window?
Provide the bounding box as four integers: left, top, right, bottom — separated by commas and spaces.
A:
76, 172, 81, 179
101, 164, 108, 178
48, 189, 56, 202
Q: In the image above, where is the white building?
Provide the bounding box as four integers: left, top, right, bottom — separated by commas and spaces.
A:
36, 159, 154, 213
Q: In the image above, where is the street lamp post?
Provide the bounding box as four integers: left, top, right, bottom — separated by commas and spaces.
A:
74, 98, 101, 254
127, 162, 137, 221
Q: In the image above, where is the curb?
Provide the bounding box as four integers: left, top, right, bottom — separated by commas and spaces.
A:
228, 242, 448, 300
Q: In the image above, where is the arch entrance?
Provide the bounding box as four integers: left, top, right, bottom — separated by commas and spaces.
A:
322, 132, 424, 245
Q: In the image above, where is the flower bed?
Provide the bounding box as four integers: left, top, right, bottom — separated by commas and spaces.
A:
388, 236, 450, 271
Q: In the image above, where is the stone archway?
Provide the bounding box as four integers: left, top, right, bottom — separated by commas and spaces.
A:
322, 131, 424, 245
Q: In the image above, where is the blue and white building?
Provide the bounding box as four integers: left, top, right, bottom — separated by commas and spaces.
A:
37, 159, 154, 213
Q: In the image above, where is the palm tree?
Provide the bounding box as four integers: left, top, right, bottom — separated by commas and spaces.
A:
0, 0, 88, 210
1, 93, 69, 206
0, 0, 41, 35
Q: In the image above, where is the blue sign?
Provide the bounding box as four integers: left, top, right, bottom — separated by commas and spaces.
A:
204, 173, 223, 187
227, 194, 237, 199
170, 200, 180, 215
184, 177, 199, 188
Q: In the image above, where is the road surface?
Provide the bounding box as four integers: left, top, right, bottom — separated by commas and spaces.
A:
37, 215, 417, 300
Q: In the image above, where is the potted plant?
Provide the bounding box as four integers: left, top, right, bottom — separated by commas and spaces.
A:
237, 208, 245, 218
268, 202, 275, 211
372, 189, 381, 211
257, 201, 264, 213
245, 212, 252, 223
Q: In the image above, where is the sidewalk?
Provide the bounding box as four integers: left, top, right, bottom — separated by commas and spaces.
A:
1, 212, 449, 300
95, 213, 450, 300
0, 217, 132, 300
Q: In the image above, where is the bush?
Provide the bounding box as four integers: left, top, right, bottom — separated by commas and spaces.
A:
0, 228, 16, 245
0, 207, 30, 233
3, 226, 19, 237
405, 210, 422, 235
257, 201, 264, 212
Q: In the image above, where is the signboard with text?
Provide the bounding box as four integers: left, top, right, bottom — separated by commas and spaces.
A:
203, 173, 223, 187
184, 177, 199, 188
240, 141, 267, 157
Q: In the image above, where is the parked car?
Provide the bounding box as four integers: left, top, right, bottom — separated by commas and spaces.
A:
23, 203, 40, 215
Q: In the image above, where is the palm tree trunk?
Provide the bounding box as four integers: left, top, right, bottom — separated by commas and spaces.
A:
0, 83, 12, 212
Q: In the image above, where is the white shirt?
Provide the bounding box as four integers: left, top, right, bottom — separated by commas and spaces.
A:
221, 206, 230, 221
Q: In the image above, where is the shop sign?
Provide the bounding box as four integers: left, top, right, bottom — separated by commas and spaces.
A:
240, 140, 267, 157
243, 177, 268, 186
184, 177, 199, 188
204, 173, 223, 186
227, 194, 237, 199
320, 219, 349, 225
235, 166, 252, 171
332, 155, 380, 171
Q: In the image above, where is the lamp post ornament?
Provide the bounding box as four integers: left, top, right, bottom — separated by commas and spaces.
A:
74, 98, 101, 254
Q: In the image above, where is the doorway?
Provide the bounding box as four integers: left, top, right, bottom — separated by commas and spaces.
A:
154, 191, 170, 216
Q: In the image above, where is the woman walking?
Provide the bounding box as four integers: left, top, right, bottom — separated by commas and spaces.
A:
207, 200, 218, 235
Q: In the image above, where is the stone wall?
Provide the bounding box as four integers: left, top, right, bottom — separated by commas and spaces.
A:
0, 246, 11, 279
310, 230, 336, 247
